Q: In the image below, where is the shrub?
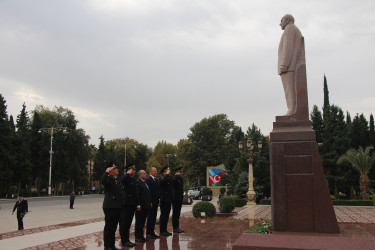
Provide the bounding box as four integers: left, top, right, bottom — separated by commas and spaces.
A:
9, 186, 17, 194
244, 219, 272, 234
218, 196, 235, 213
220, 187, 226, 195
192, 201, 216, 218
260, 199, 271, 205
232, 196, 247, 207
330, 195, 336, 200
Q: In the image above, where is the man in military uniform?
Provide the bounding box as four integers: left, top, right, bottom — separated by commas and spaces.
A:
101, 163, 122, 250
172, 167, 184, 233
12, 194, 28, 230
135, 170, 151, 243
159, 166, 173, 236
145, 167, 160, 240
120, 163, 139, 247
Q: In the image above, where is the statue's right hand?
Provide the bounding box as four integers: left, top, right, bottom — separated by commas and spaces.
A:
280, 66, 288, 74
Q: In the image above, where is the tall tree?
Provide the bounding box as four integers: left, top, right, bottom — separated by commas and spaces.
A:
0, 94, 14, 194
321, 105, 353, 194
187, 114, 241, 185
369, 114, 374, 146
30, 111, 45, 191
338, 146, 375, 199
323, 74, 330, 118
351, 114, 369, 149
310, 105, 324, 143
93, 135, 106, 181
15, 103, 32, 193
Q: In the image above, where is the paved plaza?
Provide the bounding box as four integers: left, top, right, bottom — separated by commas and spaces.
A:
0, 195, 375, 249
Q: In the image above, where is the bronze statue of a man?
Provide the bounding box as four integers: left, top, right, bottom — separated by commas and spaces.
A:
278, 14, 304, 116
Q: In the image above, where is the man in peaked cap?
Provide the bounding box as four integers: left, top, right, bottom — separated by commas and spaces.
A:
101, 162, 122, 250
159, 166, 173, 236
172, 167, 185, 233
120, 163, 138, 247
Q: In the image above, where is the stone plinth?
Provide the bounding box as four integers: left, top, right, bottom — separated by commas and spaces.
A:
270, 120, 339, 233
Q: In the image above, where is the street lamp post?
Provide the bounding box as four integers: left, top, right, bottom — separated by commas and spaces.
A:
239, 137, 263, 205
39, 127, 67, 197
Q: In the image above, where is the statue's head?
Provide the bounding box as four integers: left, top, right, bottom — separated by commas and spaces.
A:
280, 14, 295, 30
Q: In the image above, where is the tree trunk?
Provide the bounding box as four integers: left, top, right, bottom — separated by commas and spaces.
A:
359, 174, 370, 200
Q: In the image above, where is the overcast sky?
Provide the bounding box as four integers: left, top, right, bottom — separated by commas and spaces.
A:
1, 0, 374, 148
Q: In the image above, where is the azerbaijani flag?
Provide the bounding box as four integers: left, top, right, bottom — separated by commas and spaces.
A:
208, 168, 226, 186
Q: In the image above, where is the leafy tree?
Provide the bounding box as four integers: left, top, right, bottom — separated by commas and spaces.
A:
310, 105, 323, 143
15, 103, 32, 193
321, 105, 353, 194
93, 135, 107, 181
147, 140, 177, 174
30, 111, 46, 191
369, 114, 374, 146
0, 94, 14, 194
351, 114, 369, 149
338, 146, 375, 199
187, 114, 241, 186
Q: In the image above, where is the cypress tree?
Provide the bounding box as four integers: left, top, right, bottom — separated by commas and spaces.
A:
323, 74, 330, 118
369, 114, 374, 146
15, 103, 32, 193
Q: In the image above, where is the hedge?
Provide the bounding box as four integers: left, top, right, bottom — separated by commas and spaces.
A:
259, 199, 374, 206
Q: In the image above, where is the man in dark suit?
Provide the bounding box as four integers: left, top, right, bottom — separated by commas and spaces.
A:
120, 163, 139, 247
172, 167, 184, 233
12, 194, 28, 230
145, 167, 160, 240
135, 170, 151, 243
159, 166, 173, 236
101, 163, 122, 250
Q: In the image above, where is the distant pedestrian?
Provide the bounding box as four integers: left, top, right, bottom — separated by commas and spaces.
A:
12, 194, 28, 230
101, 162, 122, 250
70, 191, 75, 209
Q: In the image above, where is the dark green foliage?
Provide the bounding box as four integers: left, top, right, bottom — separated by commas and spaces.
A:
323, 74, 330, 117
310, 105, 323, 143
234, 171, 249, 198
218, 196, 235, 213
187, 114, 243, 185
260, 199, 271, 205
192, 201, 216, 218
370, 114, 374, 146
351, 114, 369, 149
231, 195, 247, 207
332, 200, 373, 206
220, 187, 226, 194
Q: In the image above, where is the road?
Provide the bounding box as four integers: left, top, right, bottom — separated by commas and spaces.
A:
0, 194, 105, 234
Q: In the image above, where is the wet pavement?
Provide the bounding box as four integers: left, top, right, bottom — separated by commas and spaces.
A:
1, 202, 375, 249
20, 218, 250, 250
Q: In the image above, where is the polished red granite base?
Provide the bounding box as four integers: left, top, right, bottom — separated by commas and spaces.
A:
233, 223, 375, 250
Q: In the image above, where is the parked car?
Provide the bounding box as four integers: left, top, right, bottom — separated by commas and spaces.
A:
188, 190, 201, 200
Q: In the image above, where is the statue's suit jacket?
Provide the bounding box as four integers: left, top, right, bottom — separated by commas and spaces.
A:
278, 23, 303, 75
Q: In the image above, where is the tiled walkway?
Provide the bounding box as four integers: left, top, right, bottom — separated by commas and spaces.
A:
1, 206, 375, 249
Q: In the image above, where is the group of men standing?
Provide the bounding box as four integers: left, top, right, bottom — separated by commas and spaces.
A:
101, 162, 184, 250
